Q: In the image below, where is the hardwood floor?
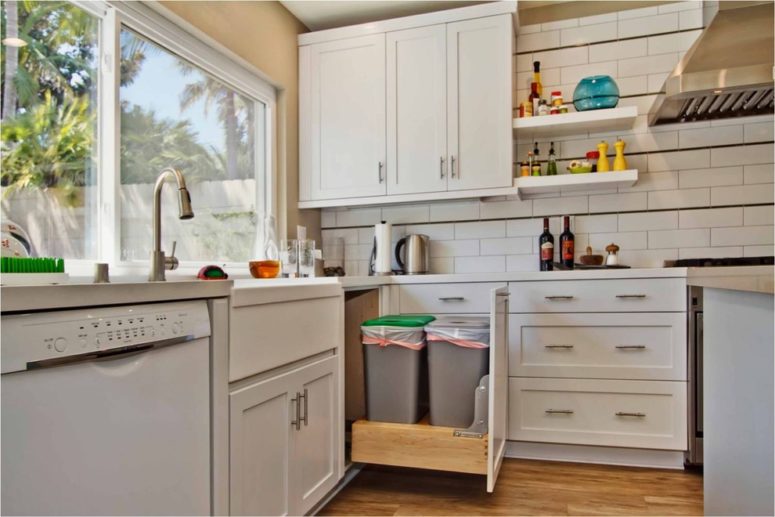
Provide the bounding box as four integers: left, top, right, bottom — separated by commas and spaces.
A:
320, 459, 703, 516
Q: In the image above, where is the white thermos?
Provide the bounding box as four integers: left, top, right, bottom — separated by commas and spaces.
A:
369, 221, 393, 276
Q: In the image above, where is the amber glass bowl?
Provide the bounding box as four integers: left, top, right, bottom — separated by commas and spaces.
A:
249, 260, 281, 279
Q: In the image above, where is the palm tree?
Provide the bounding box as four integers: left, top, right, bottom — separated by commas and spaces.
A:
2, 0, 20, 120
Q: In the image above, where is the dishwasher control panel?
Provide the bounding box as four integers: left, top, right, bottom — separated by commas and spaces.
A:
1, 300, 210, 374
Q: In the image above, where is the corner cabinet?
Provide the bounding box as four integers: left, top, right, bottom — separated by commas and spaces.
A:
298, 3, 515, 209
230, 355, 339, 516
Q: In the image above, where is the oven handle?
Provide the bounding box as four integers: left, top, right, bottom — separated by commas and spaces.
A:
25, 335, 195, 371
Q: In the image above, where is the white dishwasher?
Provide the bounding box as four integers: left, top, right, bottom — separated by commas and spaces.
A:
1, 300, 212, 516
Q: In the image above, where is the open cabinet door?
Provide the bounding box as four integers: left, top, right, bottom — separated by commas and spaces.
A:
487, 286, 510, 492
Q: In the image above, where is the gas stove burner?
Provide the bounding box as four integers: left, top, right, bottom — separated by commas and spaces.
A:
671, 256, 774, 267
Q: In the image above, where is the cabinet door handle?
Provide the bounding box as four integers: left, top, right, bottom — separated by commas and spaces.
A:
615, 412, 646, 417
440, 156, 445, 179
545, 409, 574, 414
438, 296, 465, 302
545, 344, 574, 349
616, 294, 646, 299
301, 388, 309, 427
291, 392, 301, 431
378, 161, 384, 183
545, 295, 574, 301
450, 156, 456, 178
615, 345, 647, 350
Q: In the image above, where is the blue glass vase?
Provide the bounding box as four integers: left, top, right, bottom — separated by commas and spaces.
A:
573, 75, 620, 111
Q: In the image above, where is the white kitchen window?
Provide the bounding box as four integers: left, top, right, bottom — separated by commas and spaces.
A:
0, 0, 275, 272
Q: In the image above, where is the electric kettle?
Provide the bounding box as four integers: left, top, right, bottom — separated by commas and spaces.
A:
395, 234, 430, 275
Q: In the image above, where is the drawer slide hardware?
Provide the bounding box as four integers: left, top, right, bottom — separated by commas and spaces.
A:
615, 345, 647, 350
545, 344, 574, 349
438, 296, 465, 302
615, 412, 646, 417
454, 375, 489, 439
545, 295, 574, 301
616, 294, 647, 299
545, 409, 574, 415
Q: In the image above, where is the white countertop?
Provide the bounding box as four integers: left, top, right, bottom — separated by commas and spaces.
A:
686, 266, 774, 295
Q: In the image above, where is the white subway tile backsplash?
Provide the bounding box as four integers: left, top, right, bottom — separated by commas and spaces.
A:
659, 2, 703, 14
649, 149, 710, 171
430, 257, 454, 274
560, 61, 617, 86
455, 256, 506, 274
322, 228, 359, 245
618, 5, 660, 19
430, 239, 479, 258
744, 205, 774, 226
455, 220, 506, 239
744, 245, 775, 257
517, 67, 561, 90
618, 248, 678, 268
574, 214, 618, 233
619, 210, 678, 231
649, 228, 709, 248
744, 121, 775, 144
589, 39, 647, 63
618, 53, 679, 78
480, 199, 533, 220
516, 53, 533, 72
507, 254, 540, 272
561, 22, 618, 46
711, 185, 775, 206
711, 143, 774, 167
336, 208, 382, 227
532, 46, 588, 69
618, 13, 678, 38
744, 164, 774, 184
648, 188, 710, 209
618, 95, 659, 115
429, 201, 479, 222
480, 237, 533, 256
541, 18, 579, 31
617, 76, 650, 96
712, 226, 774, 246
578, 12, 618, 26
344, 244, 373, 260
678, 246, 743, 259
679, 125, 743, 149
589, 192, 648, 213
382, 205, 429, 225
647, 73, 669, 93
679, 207, 743, 228
519, 24, 541, 35
507, 218, 544, 237
620, 171, 679, 192
647, 29, 702, 54
533, 195, 589, 216
589, 231, 647, 250
679, 7, 704, 29
678, 166, 743, 188
404, 223, 455, 241
517, 30, 560, 53
321, 210, 337, 228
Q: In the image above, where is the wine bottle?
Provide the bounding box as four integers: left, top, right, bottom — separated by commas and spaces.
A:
560, 215, 574, 269
547, 142, 557, 176
530, 61, 542, 113
539, 217, 554, 271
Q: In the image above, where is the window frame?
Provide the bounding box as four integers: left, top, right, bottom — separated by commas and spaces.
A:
66, 0, 277, 276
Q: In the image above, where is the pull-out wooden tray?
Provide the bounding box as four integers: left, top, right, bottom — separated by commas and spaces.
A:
352, 417, 487, 475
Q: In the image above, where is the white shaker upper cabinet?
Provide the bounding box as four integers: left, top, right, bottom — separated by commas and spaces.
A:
386, 25, 447, 195
303, 34, 387, 200
447, 15, 512, 192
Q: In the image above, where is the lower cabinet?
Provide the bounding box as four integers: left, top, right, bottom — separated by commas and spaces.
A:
229, 355, 340, 516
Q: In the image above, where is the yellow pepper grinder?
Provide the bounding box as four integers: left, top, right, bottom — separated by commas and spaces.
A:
596, 141, 610, 172
613, 137, 628, 171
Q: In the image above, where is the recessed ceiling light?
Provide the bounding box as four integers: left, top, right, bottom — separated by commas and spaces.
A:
2, 37, 27, 47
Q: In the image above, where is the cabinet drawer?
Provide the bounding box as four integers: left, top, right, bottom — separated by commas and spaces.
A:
399, 282, 505, 314
508, 378, 687, 450
509, 278, 686, 313
510, 313, 686, 381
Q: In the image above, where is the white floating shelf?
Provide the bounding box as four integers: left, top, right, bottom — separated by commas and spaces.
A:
513, 106, 638, 139
513, 169, 638, 199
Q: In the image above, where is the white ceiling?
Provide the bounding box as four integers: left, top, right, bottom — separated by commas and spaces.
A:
280, 1, 488, 31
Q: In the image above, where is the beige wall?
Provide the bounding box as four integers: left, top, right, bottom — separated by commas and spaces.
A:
161, 0, 320, 244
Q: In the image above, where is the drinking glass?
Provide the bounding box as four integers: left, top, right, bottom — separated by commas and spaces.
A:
298, 239, 315, 277
281, 239, 299, 277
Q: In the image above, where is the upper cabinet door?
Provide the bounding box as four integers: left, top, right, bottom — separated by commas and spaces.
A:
306, 34, 387, 200
487, 285, 510, 493
447, 15, 512, 192
386, 26, 447, 195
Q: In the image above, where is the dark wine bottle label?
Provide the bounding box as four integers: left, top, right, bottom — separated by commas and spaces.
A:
540, 242, 554, 261
562, 240, 574, 261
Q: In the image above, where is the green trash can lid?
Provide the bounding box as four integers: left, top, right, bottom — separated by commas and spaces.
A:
362, 314, 436, 328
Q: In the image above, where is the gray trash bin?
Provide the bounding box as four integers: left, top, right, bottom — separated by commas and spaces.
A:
361, 315, 435, 424
425, 316, 490, 428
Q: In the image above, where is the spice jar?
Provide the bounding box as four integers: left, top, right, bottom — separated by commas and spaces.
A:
521, 101, 533, 117
550, 106, 560, 115
520, 162, 530, 177
537, 99, 550, 116
551, 91, 563, 107
559, 104, 569, 114
586, 150, 600, 172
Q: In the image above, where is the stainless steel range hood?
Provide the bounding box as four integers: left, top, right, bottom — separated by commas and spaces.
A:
648, 2, 774, 125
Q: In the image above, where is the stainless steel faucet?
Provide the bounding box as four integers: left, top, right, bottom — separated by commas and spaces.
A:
149, 167, 194, 281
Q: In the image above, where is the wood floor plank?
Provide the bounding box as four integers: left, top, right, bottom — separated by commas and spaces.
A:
319, 459, 703, 516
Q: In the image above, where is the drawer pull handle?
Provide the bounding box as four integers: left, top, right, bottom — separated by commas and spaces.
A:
291, 392, 301, 431
545, 344, 574, 349
545, 295, 574, 301
615, 412, 646, 418
545, 409, 574, 415
438, 296, 465, 302
615, 345, 647, 350
616, 294, 647, 299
